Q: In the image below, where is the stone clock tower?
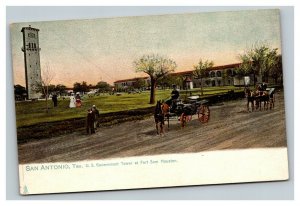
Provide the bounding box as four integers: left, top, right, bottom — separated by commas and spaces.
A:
21, 25, 42, 100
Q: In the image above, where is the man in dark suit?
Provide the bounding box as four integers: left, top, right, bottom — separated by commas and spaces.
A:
86, 109, 95, 134
92, 105, 100, 130
52, 93, 58, 107
261, 82, 267, 91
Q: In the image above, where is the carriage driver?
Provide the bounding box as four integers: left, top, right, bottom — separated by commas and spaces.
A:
171, 84, 179, 100
165, 84, 180, 111
257, 82, 267, 96
261, 81, 267, 91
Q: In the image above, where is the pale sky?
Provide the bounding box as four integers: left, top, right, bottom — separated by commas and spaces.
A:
10, 9, 281, 87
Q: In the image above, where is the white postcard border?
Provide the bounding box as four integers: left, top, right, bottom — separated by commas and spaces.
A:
19, 147, 289, 195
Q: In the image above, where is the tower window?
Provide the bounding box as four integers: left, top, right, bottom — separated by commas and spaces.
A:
30, 65, 31, 68
28, 43, 31, 48
28, 33, 35, 38
34, 43, 36, 49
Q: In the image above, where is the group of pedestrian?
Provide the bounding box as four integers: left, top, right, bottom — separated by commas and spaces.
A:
86, 105, 100, 135
69, 92, 82, 108
51, 91, 101, 135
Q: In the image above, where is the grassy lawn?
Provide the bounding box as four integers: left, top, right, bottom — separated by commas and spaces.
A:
15, 86, 242, 127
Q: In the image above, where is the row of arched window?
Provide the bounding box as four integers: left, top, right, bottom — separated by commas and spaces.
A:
197, 79, 232, 87
27, 43, 37, 49
209, 69, 234, 78
209, 71, 222, 78
121, 82, 130, 86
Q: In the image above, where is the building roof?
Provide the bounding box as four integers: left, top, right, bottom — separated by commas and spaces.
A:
114, 63, 241, 83
209, 63, 240, 71
170, 70, 192, 76
171, 63, 241, 76
114, 77, 148, 83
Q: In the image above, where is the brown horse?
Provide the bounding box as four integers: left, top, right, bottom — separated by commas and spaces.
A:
154, 101, 166, 135
260, 91, 270, 110
160, 101, 189, 129
246, 87, 275, 111
256, 89, 275, 110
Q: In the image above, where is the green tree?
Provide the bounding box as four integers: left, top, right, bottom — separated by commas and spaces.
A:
96, 81, 111, 92
174, 76, 185, 89
134, 54, 177, 104
193, 59, 214, 95
238, 44, 280, 85
157, 75, 179, 89
221, 70, 228, 83
238, 52, 253, 80
73, 82, 82, 93
55, 84, 67, 95
47, 84, 56, 94
264, 48, 279, 83
234, 66, 246, 86
81, 81, 89, 93
252, 45, 270, 83
73, 81, 89, 93
35, 62, 55, 113
134, 78, 146, 90
14, 84, 27, 100
270, 54, 283, 84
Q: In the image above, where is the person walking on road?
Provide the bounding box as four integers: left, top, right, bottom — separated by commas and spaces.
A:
86, 109, 95, 134
92, 105, 100, 130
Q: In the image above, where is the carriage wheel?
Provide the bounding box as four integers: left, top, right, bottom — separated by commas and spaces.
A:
180, 113, 187, 128
198, 105, 210, 123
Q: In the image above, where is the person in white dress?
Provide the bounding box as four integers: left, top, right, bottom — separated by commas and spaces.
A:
69, 93, 76, 108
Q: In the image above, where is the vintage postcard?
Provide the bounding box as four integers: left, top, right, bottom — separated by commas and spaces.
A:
10, 9, 289, 195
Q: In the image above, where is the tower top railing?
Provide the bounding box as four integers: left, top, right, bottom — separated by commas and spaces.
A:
21, 26, 39, 32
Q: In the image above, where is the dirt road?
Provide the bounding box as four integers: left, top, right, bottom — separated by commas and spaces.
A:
18, 92, 287, 164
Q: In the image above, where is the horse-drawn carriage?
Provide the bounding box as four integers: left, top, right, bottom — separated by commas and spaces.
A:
155, 96, 210, 134
167, 96, 210, 127
245, 87, 275, 112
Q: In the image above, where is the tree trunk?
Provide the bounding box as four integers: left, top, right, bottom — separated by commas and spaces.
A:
46, 86, 49, 113
149, 78, 156, 104
264, 71, 269, 83
200, 78, 203, 96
